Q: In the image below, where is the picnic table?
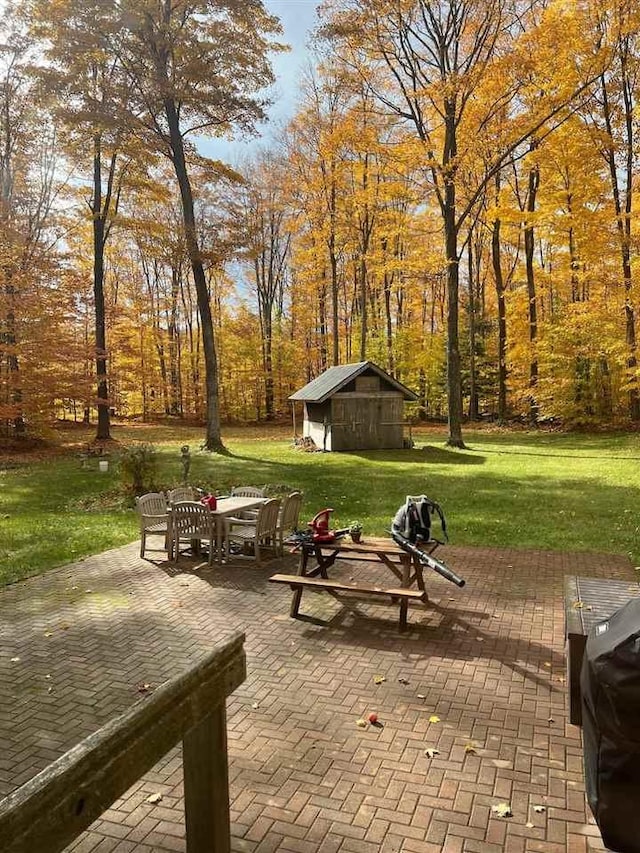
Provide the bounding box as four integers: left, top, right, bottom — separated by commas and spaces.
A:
270, 535, 441, 631
564, 575, 640, 725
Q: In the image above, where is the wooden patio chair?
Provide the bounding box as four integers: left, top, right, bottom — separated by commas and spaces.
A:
275, 491, 304, 555
136, 492, 169, 558
170, 501, 216, 566
167, 486, 199, 504
226, 498, 281, 564
230, 485, 264, 519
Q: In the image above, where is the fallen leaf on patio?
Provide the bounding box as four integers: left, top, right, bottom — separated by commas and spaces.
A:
586, 606, 593, 611
424, 748, 439, 758
464, 743, 477, 754
492, 615, 499, 619
145, 793, 163, 805
547, 717, 554, 723
417, 694, 426, 700
373, 675, 385, 685
251, 702, 260, 709
398, 677, 410, 685
356, 718, 367, 728
47, 687, 53, 694
71, 586, 79, 591
573, 600, 584, 609
526, 822, 534, 828
533, 805, 546, 813
428, 715, 441, 724
10, 657, 19, 662
137, 683, 152, 694
544, 662, 551, 668
61, 624, 70, 630
44, 632, 53, 638
491, 803, 513, 818
85, 589, 92, 593
44, 674, 51, 680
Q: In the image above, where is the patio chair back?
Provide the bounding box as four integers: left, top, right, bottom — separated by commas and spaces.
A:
255, 498, 281, 541
135, 492, 169, 558
170, 501, 216, 566
167, 486, 198, 504
231, 485, 264, 498
171, 501, 212, 538
277, 491, 303, 554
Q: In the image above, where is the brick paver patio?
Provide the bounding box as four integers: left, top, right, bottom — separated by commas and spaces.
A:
1, 541, 633, 852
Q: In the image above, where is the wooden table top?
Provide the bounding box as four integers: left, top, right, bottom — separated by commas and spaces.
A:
211, 496, 268, 516
305, 535, 438, 556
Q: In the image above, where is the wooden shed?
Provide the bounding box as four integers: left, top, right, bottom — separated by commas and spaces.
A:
289, 361, 418, 452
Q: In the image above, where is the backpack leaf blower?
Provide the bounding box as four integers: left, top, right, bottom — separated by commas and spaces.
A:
391, 496, 465, 588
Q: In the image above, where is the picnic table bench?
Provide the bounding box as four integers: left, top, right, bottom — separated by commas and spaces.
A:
564, 576, 640, 725
270, 536, 441, 631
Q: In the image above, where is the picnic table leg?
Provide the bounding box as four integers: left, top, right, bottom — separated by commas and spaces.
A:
290, 547, 309, 618
399, 599, 408, 632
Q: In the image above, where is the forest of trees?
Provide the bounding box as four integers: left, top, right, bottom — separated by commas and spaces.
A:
1, 0, 639, 449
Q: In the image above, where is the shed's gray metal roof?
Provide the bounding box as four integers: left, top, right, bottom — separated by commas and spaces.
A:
289, 361, 418, 403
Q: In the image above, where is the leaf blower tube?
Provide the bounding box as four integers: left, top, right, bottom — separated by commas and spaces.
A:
391, 531, 466, 588
391, 497, 466, 588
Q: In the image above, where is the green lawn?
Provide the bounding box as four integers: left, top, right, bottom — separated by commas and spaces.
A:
1, 423, 639, 585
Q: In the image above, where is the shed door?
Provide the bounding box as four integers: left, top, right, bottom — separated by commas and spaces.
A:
331, 396, 404, 450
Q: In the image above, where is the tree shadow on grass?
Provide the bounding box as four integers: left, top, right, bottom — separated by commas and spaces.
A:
347, 446, 486, 465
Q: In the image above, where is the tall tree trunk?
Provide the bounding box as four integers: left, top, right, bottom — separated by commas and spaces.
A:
92, 134, 111, 441
318, 268, 328, 372
164, 97, 223, 450
601, 72, 640, 419
443, 106, 465, 447
329, 173, 340, 366
524, 147, 539, 423
492, 175, 507, 423
467, 231, 479, 421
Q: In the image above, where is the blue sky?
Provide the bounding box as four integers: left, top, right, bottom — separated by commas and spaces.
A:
201, 0, 320, 166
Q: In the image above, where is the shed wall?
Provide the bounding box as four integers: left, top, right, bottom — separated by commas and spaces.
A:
303, 402, 332, 451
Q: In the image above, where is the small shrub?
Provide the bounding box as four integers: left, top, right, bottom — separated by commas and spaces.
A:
118, 443, 158, 495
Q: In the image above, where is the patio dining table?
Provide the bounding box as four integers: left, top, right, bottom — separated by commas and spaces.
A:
168, 496, 268, 563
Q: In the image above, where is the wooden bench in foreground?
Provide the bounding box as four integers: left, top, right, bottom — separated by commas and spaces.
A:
0, 631, 246, 853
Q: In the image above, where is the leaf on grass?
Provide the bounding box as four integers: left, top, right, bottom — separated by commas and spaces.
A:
424, 747, 439, 758
356, 718, 367, 728
373, 675, 386, 685
491, 803, 513, 818
533, 805, 546, 813
464, 743, 477, 754
428, 715, 441, 724
145, 793, 163, 805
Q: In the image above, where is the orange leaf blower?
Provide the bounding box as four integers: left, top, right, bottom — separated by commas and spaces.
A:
308, 508, 350, 544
